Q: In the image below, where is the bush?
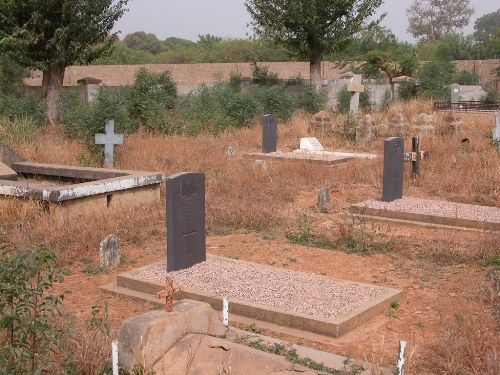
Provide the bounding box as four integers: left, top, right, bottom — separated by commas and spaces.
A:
0, 116, 42, 145
301, 85, 327, 114
126, 67, 177, 127
0, 94, 46, 125
484, 83, 500, 103
398, 81, 419, 101
417, 60, 456, 100
0, 245, 68, 375
253, 85, 296, 121
454, 70, 481, 85
251, 63, 279, 86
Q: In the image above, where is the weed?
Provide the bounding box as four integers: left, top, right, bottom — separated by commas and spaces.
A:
390, 301, 400, 310
336, 218, 391, 256
286, 213, 336, 250
84, 264, 108, 275
238, 323, 262, 334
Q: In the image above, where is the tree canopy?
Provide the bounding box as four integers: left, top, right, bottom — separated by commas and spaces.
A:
406, 0, 474, 42
245, 0, 384, 87
0, 0, 129, 124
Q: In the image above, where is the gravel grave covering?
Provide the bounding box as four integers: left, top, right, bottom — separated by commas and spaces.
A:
360, 198, 500, 223
133, 257, 387, 319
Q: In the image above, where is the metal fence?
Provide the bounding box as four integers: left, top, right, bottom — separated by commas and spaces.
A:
433, 101, 500, 112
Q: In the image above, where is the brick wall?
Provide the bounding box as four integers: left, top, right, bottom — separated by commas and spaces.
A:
24, 59, 499, 88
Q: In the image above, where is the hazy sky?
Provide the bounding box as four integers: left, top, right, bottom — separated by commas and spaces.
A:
113, 1, 499, 43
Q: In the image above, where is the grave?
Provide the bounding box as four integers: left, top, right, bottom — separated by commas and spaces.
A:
95, 120, 124, 167
388, 113, 409, 136
413, 113, 436, 137
308, 110, 332, 134
100, 235, 121, 268
294, 137, 378, 160
0, 144, 164, 225
77, 77, 102, 105
356, 114, 375, 145
261, 114, 277, 153
166, 172, 206, 272
443, 111, 464, 135
317, 187, 330, 208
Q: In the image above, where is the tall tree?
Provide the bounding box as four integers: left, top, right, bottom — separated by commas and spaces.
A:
123, 31, 165, 54
406, 0, 474, 42
245, 0, 384, 88
0, 0, 128, 124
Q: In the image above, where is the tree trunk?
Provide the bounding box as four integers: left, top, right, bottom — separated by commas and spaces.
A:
309, 57, 322, 90
41, 65, 65, 125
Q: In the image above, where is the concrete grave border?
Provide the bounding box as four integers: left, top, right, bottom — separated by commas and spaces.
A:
102, 255, 402, 338
244, 151, 354, 166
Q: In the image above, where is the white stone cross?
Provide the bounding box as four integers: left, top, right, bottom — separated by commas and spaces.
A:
493, 112, 500, 152
95, 120, 124, 168
347, 74, 364, 117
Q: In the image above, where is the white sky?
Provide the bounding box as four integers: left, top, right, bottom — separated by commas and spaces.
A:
113, 1, 499, 43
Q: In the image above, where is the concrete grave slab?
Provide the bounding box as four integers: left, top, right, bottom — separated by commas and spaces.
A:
0, 161, 164, 224
244, 151, 353, 166
0, 162, 17, 181
350, 198, 500, 232
102, 255, 402, 338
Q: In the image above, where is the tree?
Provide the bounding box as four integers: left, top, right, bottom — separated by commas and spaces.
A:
0, 0, 129, 125
123, 31, 165, 54
245, 0, 384, 88
406, 0, 474, 42
474, 9, 500, 58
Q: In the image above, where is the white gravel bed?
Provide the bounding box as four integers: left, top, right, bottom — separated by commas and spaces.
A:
133, 257, 386, 319
360, 198, 500, 223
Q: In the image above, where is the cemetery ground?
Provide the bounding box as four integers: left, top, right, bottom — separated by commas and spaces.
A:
1, 101, 499, 374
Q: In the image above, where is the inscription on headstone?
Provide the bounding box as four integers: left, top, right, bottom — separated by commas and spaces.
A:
99, 234, 121, 268
95, 120, 124, 168
382, 137, 404, 202
262, 114, 278, 153
167, 172, 206, 272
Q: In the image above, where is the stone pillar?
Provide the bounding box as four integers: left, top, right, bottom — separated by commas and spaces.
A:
77, 77, 102, 105
450, 83, 460, 105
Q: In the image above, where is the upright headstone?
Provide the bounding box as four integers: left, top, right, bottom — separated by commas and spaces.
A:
95, 120, 124, 168
166, 172, 206, 272
382, 137, 404, 202
99, 235, 121, 268
262, 114, 278, 153
450, 83, 460, 105
347, 74, 364, 117
308, 110, 332, 134
492, 112, 500, 152
389, 113, 409, 136
443, 111, 463, 135
413, 113, 436, 137
356, 114, 375, 145
299, 137, 324, 152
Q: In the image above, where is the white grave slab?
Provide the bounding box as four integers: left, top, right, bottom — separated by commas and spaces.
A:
300, 137, 324, 152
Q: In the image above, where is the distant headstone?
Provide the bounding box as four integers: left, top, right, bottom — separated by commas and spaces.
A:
262, 114, 278, 153
356, 114, 375, 145
382, 137, 404, 202
413, 113, 436, 137
308, 110, 332, 134
299, 137, 324, 152
77, 77, 102, 105
347, 74, 364, 117
95, 120, 124, 168
99, 235, 121, 268
443, 111, 463, 135
450, 83, 460, 105
389, 113, 409, 136
317, 187, 330, 208
166, 172, 206, 272
492, 112, 500, 152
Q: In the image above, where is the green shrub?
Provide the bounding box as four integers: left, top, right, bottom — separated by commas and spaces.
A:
227, 91, 260, 127
454, 70, 481, 85
0, 94, 46, 125
251, 63, 279, 86
0, 245, 68, 375
417, 60, 455, 100
253, 86, 296, 121
126, 67, 177, 127
301, 85, 327, 114
484, 83, 500, 103
398, 81, 419, 101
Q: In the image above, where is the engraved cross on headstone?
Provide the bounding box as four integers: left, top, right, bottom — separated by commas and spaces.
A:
95, 120, 124, 168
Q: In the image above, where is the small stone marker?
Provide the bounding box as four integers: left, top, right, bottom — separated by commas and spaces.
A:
95, 120, 124, 168
309, 110, 332, 133
299, 137, 324, 152
382, 137, 404, 202
262, 114, 278, 153
492, 112, 500, 152
413, 113, 436, 137
389, 113, 409, 136
347, 74, 364, 117
99, 234, 121, 268
356, 114, 375, 145
382, 137, 430, 202
317, 187, 330, 208
451, 83, 460, 105
222, 297, 229, 327
166, 172, 206, 272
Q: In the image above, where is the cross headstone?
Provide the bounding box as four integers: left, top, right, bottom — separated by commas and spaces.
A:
299, 137, 324, 152
262, 114, 278, 153
492, 112, 500, 152
99, 234, 121, 268
95, 120, 124, 168
347, 74, 364, 117
166, 172, 206, 272
158, 276, 181, 312
382, 137, 430, 202
451, 83, 460, 105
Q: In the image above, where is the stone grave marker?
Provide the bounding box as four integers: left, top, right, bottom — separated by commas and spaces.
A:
356, 114, 375, 145
347, 74, 364, 117
99, 234, 121, 268
389, 113, 409, 136
262, 114, 278, 153
413, 113, 436, 137
451, 83, 460, 105
299, 137, 324, 152
317, 187, 330, 208
492, 112, 500, 152
382, 137, 430, 202
309, 110, 332, 133
443, 111, 463, 135
95, 120, 124, 168
166, 172, 206, 272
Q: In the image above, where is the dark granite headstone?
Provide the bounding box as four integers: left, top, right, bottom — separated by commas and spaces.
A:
382, 137, 404, 202
262, 114, 277, 153
166, 172, 206, 272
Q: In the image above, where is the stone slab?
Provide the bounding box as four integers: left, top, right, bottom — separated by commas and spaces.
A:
350, 198, 500, 231
244, 152, 353, 166
0, 162, 17, 181
102, 256, 402, 338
